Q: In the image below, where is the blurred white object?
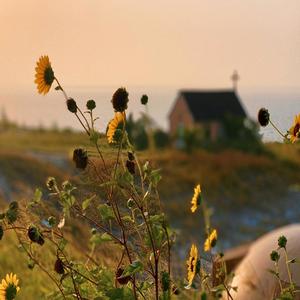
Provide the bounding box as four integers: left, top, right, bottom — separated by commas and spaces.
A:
229, 224, 300, 300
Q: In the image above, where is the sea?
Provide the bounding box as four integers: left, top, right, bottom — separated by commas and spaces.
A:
1, 86, 299, 142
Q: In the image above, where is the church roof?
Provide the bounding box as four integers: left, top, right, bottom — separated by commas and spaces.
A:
179, 89, 247, 121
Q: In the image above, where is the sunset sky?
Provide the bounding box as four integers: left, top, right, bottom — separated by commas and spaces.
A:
1, 0, 300, 91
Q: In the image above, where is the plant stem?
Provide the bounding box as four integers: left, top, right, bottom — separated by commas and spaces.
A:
269, 119, 287, 139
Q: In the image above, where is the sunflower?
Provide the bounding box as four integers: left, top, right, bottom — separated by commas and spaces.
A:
0, 273, 20, 300
191, 184, 201, 213
204, 229, 217, 252
34, 55, 55, 95
186, 244, 198, 286
289, 114, 300, 143
106, 112, 125, 144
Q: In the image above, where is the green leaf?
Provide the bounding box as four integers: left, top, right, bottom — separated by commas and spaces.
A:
121, 260, 143, 278
58, 238, 68, 251
106, 287, 134, 300
143, 161, 149, 173
90, 232, 112, 245
82, 195, 96, 211
117, 170, 133, 188
149, 214, 164, 224
101, 232, 112, 242
150, 169, 162, 187
122, 215, 134, 223
98, 204, 115, 221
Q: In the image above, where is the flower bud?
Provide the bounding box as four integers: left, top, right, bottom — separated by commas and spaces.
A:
46, 177, 56, 191
258, 108, 270, 127
141, 94, 148, 105
270, 250, 280, 262
28, 225, 45, 246
278, 235, 287, 249
73, 148, 88, 169
86, 99, 96, 110
6, 206, 18, 224
127, 198, 134, 209
111, 87, 129, 112
9, 201, 18, 211
27, 260, 35, 270
128, 152, 134, 161
47, 216, 56, 227
66, 98, 77, 113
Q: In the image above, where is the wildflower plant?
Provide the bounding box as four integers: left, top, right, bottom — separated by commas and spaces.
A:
268, 235, 298, 299
258, 108, 300, 299
184, 184, 235, 299
258, 108, 300, 143
0, 55, 177, 299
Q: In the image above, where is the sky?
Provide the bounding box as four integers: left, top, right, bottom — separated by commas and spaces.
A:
1, 0, 300, 91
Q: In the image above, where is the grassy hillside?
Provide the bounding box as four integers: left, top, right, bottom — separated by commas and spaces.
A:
0, 128, 300, 297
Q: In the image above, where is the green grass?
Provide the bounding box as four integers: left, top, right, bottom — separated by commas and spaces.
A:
0, 232, 56, 299
0, 128, 92, 154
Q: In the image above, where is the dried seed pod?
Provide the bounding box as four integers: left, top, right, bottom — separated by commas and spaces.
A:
54, 258, 65, 274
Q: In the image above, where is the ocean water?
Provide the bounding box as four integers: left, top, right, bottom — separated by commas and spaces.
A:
0, 86, 299, 141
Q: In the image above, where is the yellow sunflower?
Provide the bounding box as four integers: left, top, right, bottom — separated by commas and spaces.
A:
186, 244, 198, 286
191, 184, 201, 213
0, 273, 20, 300
34, 55, 55, 95
289, 114, 300, 143
106, 112, 125, 144
204, 229, 217, 252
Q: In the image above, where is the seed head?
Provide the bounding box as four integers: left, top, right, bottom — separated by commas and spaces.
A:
278, 235, 287, 249
258, 108, 270, 127
111, 87, 129, 112
86, 99, 96, 110
270, 250, 280, 262
141, 94, 148, 105
28, 225, 45, 245
66, 98, 77, 113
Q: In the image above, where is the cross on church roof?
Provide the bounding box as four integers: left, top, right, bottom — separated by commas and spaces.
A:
231, 70, 240, 90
